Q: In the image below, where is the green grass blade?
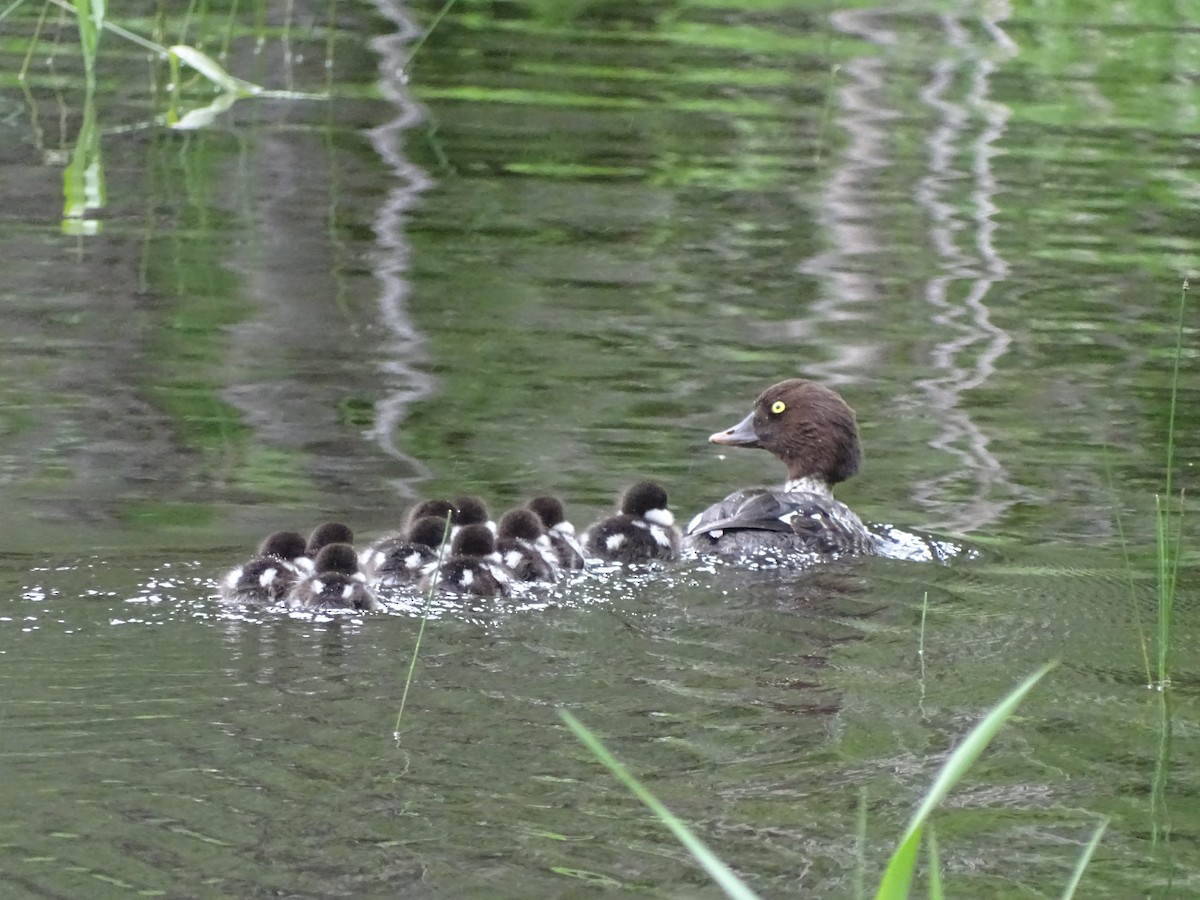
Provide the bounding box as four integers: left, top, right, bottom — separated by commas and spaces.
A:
875, 823, 921, 900
1060, 817, 1108, 900
875, 662, 1056, 899
559, 710, 761, 900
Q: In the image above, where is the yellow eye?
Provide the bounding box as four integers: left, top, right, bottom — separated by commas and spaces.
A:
770, 400, 786, 414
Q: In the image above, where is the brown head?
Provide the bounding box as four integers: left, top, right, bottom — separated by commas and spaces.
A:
306, 522, 354, 557
709, 379, 861, 486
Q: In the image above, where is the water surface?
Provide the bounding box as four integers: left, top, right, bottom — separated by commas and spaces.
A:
1, 0, 1198, 896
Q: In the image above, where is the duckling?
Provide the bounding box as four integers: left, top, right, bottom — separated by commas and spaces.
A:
287, 543, 382, 612
495, 508, 558, 583
583, 481, 681, 563
682, 378, 878, 559
359, 515, 451, 586
218, 530, 307, 605
526, 495, 586, 570
419, 524, 512, 598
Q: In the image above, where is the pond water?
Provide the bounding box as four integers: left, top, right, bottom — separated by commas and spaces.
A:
1, 0, 1198, 896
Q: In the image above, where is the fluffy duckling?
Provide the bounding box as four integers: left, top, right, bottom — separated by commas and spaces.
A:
526, 495, 586, 570
682, 378, 878, 559
495, 508, 558, 583
218, 530, 307, 605
359, 515, 451, 586
287, 543, 382, 612
583, 481, 681, 563
419, 524, 512, 598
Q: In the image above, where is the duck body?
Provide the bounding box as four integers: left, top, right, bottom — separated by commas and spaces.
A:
583, 481, 681, 563
682, 378, 878, 560
684, 485, 876, 558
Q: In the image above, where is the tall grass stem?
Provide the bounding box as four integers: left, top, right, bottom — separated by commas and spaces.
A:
393, 514, 453, 738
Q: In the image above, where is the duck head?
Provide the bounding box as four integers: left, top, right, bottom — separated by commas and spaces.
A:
709, 378, 861, 487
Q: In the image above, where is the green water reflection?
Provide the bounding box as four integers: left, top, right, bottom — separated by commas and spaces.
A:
0, 0, 1197, 896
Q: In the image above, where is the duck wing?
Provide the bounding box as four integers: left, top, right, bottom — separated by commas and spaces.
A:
685, 489, 815, 537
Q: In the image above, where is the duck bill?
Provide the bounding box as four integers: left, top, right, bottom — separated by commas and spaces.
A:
709, 411, 761, 447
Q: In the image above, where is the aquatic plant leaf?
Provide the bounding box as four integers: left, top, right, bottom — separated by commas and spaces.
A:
168, 45, 262, 96
170, 91, 239, 130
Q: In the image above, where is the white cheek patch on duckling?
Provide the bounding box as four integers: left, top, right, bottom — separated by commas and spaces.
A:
552, 522, 576, 536
605, 533, 626, 551
643, 508, 675, 527
341, 584, 355, 601
458, 569, 475, 588
504, 550, 524, 570
404, 551, 423, 569
649, 526, 672, 547
294, 557, 315, 574
311, 579, 326, 594
224, 568, 243, 588
258, 567, 280, 588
